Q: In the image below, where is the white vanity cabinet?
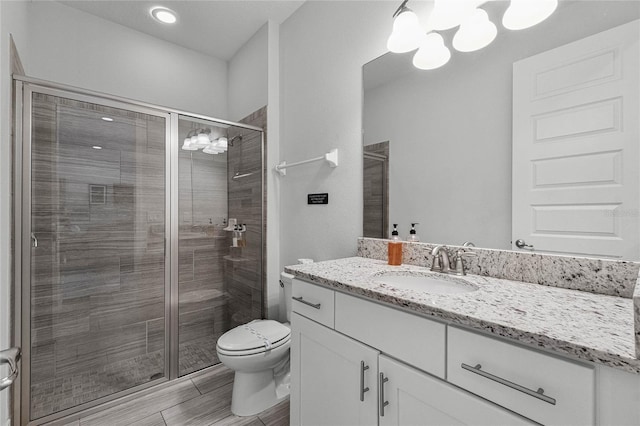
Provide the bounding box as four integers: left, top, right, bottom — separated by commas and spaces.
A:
290, 312, 379, 426
290, 278, 534, 425
447, 326, 595, 426
378, 355, 532, 426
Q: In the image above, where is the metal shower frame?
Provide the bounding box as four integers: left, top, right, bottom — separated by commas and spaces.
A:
12, 75, 265, 426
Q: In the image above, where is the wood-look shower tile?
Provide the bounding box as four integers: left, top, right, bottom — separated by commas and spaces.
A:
258, 400, 290, 426
178, 315, 214, 345
179, 249, 195, 282
191, 364, 235, 396
161, 382, 233, 426
80, 380, 200, 426
146, 317, 166, 354
120, 252, 165, 274
119, 268, 166, 291
89, 286, 164, 330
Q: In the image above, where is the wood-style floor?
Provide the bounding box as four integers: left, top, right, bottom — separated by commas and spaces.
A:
52, 364, 289, 426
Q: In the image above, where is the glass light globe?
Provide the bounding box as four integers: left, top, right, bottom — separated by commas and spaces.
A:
181, 138, 198, 151
215, 137, 228, 149
453, 8, 497, 52
413, 33, 451, 70
196, 132, 210, 148
386, 8, 425, 53
503, 0, 558, 30
428, 0, 478, 31
203, 145, 224, 155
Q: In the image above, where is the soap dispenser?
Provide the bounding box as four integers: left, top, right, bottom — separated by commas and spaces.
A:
388, 224, 403, 266
407, 223, 420, 242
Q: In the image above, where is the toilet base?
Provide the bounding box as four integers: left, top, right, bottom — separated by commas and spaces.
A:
230, 368, 290, 416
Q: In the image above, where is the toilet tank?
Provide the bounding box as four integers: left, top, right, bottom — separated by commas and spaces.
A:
280, 272, 295, 322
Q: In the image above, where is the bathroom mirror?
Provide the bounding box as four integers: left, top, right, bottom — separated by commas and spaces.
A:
363, 0, 640, 259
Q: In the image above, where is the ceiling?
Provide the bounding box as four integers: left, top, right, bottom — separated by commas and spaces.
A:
57, 0, 305, 60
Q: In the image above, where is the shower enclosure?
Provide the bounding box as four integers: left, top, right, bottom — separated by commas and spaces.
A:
13, 78, 265, 424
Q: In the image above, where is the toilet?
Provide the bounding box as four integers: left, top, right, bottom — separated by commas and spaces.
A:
216, 272, 294, 416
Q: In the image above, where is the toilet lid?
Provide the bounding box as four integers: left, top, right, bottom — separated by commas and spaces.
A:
217, 320, 291, 352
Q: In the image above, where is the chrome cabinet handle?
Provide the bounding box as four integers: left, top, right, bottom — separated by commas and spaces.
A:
379, 372, 389, 417
360, 361, 370, 402
292, 296, 321, 310
461, 363, 556, 405
0, 347, 21, 391
515, 239, 534, 250
31, 232, 38, 248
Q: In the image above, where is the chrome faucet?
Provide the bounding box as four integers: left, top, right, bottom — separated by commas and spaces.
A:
431, 245, 452, 273
431, 245, 477, 276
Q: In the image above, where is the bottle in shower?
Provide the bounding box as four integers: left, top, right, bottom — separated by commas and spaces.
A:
238, 224, 247, 247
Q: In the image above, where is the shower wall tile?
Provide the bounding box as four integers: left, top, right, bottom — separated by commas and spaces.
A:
30, 342, 55, 383
227, 106, 267, 320
179, 249, 195, 283
147, 318, 165, 354
89, 286, 164, 331
29, 93, 169, 401
120, 253, 165, 274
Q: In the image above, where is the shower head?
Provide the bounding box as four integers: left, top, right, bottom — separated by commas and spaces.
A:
228, 134, 243, 146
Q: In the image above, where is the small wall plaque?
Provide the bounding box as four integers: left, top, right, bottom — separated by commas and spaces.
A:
308, 193, 329, 205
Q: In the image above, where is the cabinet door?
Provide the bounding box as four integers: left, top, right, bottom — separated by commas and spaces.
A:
378, 355, 534, 426
291, 312, 379, 426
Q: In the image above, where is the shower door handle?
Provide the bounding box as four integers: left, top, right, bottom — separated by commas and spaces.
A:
0, 347, 21, 391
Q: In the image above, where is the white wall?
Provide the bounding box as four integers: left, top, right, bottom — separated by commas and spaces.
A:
279, 1, 390, 269
228, 23, 268, 122
26, 1, 228, 117
0, 1, 29, 423
266, 21, 282, 320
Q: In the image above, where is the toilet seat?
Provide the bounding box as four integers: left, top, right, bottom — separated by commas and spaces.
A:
217, 320, 291, 356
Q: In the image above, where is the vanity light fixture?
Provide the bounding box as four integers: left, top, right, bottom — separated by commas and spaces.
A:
428, 0, 483, 31
181, 129, 230, 155
503, 0, 558, 30
150, 6, 177, 24
386, 0, 425, 53
452, 8, 497, 52
388, 0, 557, 71
413, 33, 451, 70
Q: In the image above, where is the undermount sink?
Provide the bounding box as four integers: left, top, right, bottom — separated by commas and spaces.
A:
373, 272, 478, 295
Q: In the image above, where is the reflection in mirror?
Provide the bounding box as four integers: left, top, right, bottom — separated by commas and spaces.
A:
363, 0, 640, 260
363, 142, 389, 239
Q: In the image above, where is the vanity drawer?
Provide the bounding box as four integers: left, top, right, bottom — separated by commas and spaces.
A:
447, 327, 595, 426
291, 279, 335, 328
334, 292, 446, 378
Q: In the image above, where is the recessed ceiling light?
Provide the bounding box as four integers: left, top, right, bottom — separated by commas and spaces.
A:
101, 117, 114, 122
150, 6, 177, 24
92, 146, 103, 150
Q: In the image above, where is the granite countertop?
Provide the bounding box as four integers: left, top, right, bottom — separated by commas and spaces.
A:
285, 256, 640, 374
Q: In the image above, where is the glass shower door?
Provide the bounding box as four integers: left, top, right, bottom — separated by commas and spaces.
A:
176, 116, 264, 376
27, 89, 169, 420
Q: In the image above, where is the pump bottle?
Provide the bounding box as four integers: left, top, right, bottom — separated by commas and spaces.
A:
407, 223, 420, 242
388, 224, 403, 265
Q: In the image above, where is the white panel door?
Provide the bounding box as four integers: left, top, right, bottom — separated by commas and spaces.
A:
512, 20, 639, 259
378, 355, 533, 426
290, 313, 379, 426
